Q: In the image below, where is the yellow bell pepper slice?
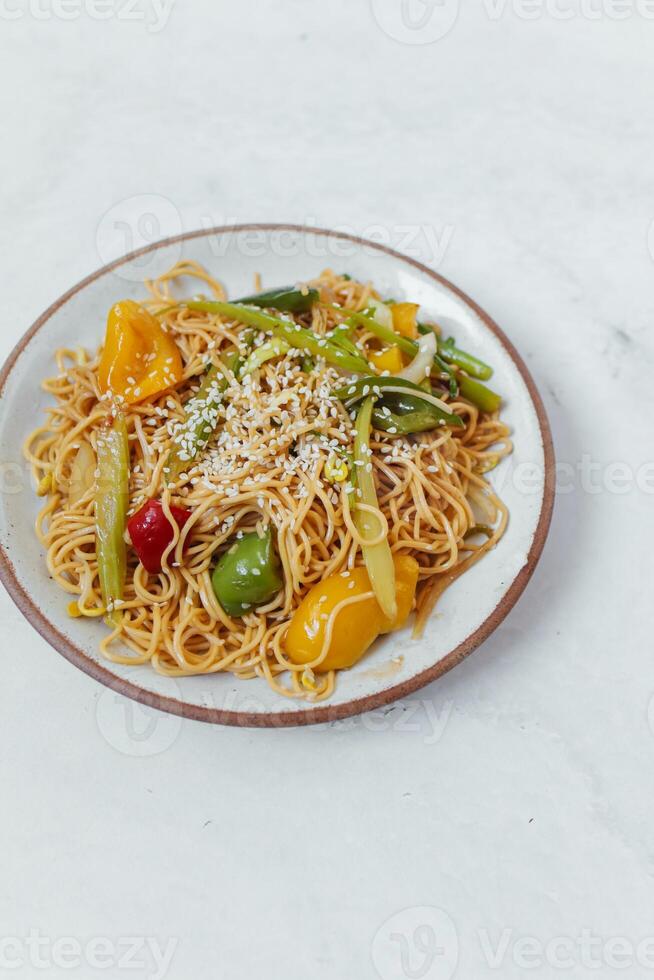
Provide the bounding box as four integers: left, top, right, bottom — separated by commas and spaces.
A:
286, 555, 419, 672
391, 302, 419, 339
370, 345, 405, 374
98, 300, 183, 405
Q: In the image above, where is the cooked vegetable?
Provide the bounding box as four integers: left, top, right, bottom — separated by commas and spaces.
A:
391, 302, 419, 339
456, 374, 501, 413
353, 397, 397, 621
370, 345, 404, 374
372, 394, 455, 436
398, 331, 437, 384
367, 297, 394, 329
438, 337, 493, 381
68, 442, 96, 505
417, 327, 500, 410
235, 285, 318, 313
211, 528, 283, 617
341, 307, 458, 393
346, 306, 501, 408
334, 375, 464, 427
347, 308, 416, 356
98, 300, 183, 405
37, 473, 53, 496
127, 499, 192, 574
325, 323, 361, 357
464, 524, 494, 540
186, 301, 371, 375
165, 365, 227, 484
240, 336, 290, 376
285, 555, 419, 671
95, 416, 129, 626
378, 555, 420, 632
223, 350, 242, 375
324, 454, 349, 484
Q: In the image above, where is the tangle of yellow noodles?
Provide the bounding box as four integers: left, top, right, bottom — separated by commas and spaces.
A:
24, 263, 512, 702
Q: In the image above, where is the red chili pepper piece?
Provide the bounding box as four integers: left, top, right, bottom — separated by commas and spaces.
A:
127, 499, 191, 574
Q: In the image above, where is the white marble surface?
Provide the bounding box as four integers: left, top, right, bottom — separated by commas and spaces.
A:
1, 3, 653, 978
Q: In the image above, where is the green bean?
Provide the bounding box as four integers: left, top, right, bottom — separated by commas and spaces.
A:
456, 374, 502, 413
438, 337, 493, 381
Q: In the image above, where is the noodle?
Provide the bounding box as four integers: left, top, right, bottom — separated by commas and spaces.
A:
24, 265, 512, 701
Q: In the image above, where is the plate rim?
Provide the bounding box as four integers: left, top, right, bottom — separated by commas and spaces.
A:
0, 223, 555, 728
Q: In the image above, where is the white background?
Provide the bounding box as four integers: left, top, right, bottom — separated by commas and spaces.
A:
1, 2, 653, 978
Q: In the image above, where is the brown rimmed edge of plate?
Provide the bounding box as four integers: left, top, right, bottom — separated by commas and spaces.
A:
0, 224, 555, 728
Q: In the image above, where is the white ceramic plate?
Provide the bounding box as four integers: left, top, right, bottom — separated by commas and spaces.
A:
0, 225, 554, 727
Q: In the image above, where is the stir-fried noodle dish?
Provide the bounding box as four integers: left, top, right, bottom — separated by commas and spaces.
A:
25, 264, 512, 701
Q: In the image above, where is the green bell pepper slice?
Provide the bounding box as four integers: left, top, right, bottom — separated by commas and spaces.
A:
235, 285, 318, 313
371, 393, 459, 436
334, 376, 464, 428
211, 528, 283, 617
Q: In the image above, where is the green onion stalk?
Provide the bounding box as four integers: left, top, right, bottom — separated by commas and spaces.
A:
95, 415, 130, 626
165, 365, 228, 485
353, 396, 397, 622
186, 302, 371, 375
